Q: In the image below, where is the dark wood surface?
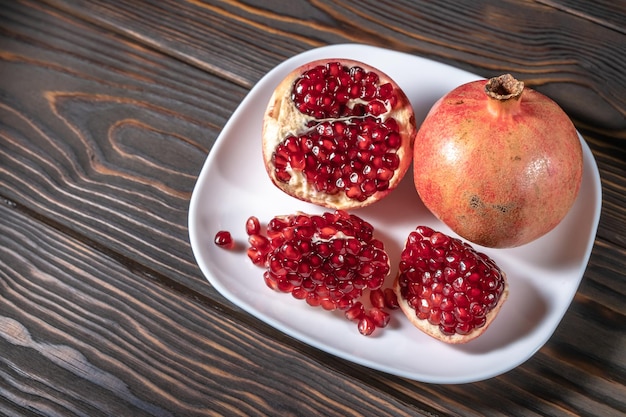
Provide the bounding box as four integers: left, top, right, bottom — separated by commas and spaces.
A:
1, 1, 624, 416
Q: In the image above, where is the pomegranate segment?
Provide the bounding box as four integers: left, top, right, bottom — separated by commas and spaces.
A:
395, 226, 508, 344
246, 210, 394, 335
263, 59, 416, 210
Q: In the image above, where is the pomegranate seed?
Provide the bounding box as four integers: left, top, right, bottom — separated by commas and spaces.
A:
246, 247, 264, 265
358, 315, 376, 336
214, 230, 234, 249
292, 287, 307, 300
246, 210, 391, 336
248, 234, 270, 251
367, 100, 387, 115
246, 216, 260, 235
369, 288, 386, 309
320, 298, 337, 311
345, 302, 365, 321
368, 307, 390, 328
397, 226, 506, 338
383, 288, 399, 309
377, 83, 393, 100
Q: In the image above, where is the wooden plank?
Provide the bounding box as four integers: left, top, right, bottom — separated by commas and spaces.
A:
584, 134, 626, 248
44, 0, 626, 134
535, 0, 626, 33
0, 0, 246, 295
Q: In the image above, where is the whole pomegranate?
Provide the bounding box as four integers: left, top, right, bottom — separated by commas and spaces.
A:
245, 210, 398, 335
263, 59, 417, 210
413, 74, 583, 248
394, 225, 508, 344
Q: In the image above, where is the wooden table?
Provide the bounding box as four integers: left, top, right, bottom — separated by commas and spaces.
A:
2, 1, 625, 415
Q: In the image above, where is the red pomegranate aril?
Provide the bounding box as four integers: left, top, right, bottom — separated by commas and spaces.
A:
247, 247, 264, 265
246, 210, 393, 335
358, 315, 376, 336
345, 302, 365, 321
395, 225, 509, 344
383, 288, 400, 309
337, 280, 354, 294
430, 292, 443, 309
369, 288, 386, 309
287, 273, 304, 287
248, 234, 270, 251
377, 83, 393, 99
245, 217, 260, 236
336, 296, 353, 310
428, 309, 442, 326
369, 307, 391, 328
439, 294, 454, 312
417, 298, 431, 315
292, 287, 308, 300
455, 322, 473, 335
214, 230, 234, 249
306, 293, 321, 307
320, 298, 336, 311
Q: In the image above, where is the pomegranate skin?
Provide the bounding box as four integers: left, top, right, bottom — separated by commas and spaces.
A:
413, 75, 583, 248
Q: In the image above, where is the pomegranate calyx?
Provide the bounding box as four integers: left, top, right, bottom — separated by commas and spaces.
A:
484, 74, 524, 118
484, 74, 524, 100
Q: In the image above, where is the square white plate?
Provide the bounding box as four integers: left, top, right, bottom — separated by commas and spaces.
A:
189, 44, 602, 383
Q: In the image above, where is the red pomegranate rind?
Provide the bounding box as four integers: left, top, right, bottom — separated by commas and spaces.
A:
263, 59, 416, 210
247, 210, 390, 311
394, 225, 508, 344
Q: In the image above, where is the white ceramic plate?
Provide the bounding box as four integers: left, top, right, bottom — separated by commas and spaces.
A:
188, 44, 602, 383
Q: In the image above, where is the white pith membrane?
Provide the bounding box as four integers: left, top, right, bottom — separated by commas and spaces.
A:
262, 60, 415, 210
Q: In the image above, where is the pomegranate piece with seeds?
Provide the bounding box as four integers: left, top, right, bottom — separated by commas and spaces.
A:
394, 225, 509, 344
262, 59, 417, 210
246, 210, 393, 335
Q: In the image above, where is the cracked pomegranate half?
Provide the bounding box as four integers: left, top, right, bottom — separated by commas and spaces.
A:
394, 225, 508, 344
263, 59, 417, 209
245, 210, 395, 335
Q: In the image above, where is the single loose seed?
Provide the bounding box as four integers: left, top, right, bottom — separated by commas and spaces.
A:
214, 230, 234, 249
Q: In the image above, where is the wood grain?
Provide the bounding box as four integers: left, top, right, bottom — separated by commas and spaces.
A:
1, 0, 625, 416
45, 0, 626, 133
0, 0, 244, 296
0, 204, 439, 417
536, 0, 626, 33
